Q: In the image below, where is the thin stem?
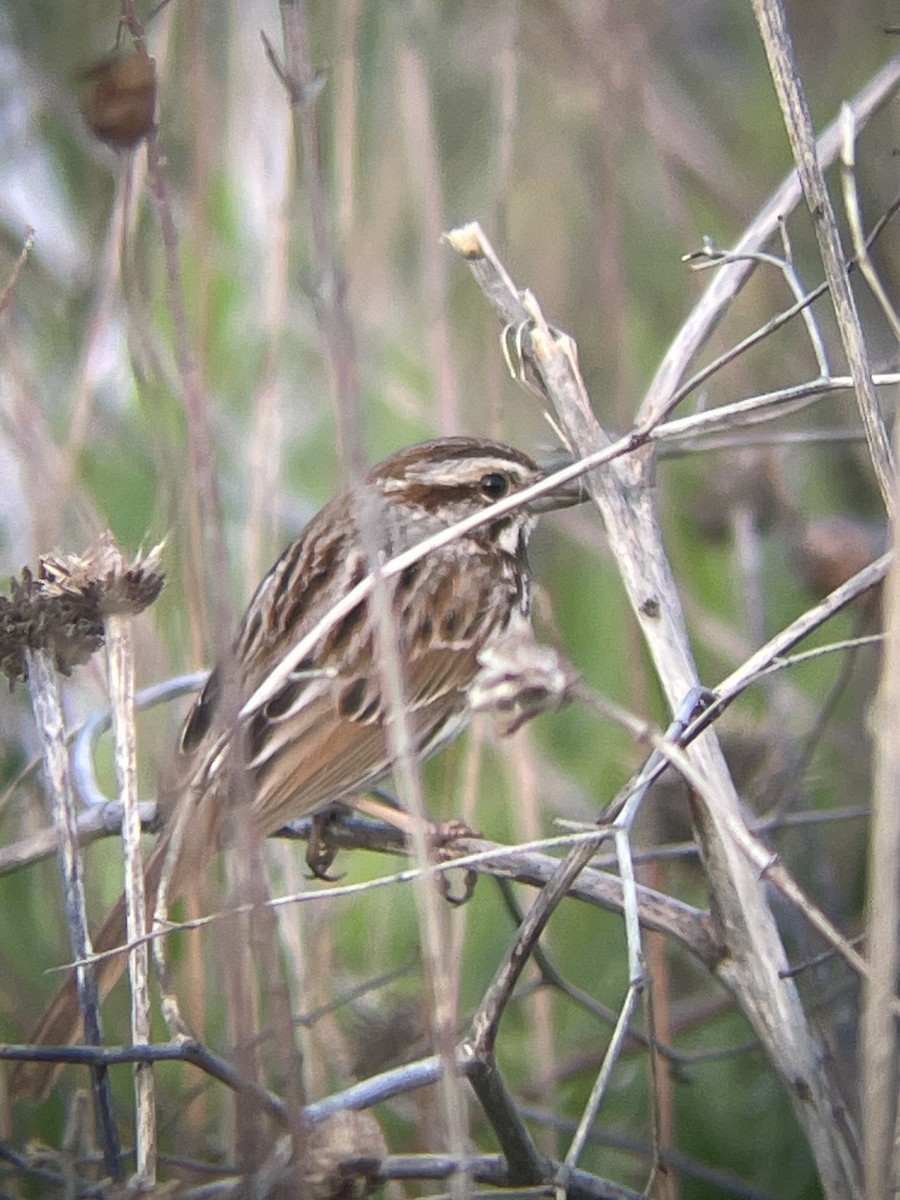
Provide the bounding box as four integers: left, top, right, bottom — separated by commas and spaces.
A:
25, 649, 121, 1179
105, 601, 156, 1185
751, 0, 894, 515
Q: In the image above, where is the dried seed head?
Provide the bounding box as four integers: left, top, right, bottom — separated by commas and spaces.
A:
471, 631, 576, 736
794, 515, 886, 599
298, 1111, 388, 1200
79, 45, 157, 149
0, 533, 165, 685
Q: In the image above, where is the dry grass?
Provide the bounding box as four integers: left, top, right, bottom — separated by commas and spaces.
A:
0, 1, 898, 1197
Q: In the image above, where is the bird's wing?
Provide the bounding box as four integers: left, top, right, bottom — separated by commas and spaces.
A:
240, 546, 518, 830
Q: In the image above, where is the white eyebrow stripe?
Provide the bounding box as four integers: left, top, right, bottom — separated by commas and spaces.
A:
239, 449, 599, 722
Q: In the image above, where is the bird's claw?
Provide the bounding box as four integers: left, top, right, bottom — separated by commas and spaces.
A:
305, 809, 344, 880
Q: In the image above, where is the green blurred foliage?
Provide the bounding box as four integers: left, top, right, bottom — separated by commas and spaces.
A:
0, 0, 895, 1195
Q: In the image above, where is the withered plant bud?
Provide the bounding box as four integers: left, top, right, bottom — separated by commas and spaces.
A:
0, 534, 164, 685
471, 632, 576, 736
689, 450, 786, 542
79, 45, 157, 148
299, 1112, 388, 1200
794, 515, 886, 599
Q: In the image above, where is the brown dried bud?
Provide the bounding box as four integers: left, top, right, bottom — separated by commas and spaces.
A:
794, 515, 885, 599
299, 1112, 388, 1200
689, 451, 786, 542
0, 534, 164, 685
350, 1001, 422, 1077
79, 46, 156, 149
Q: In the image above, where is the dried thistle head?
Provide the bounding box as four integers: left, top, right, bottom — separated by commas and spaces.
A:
298, 1112, 388, 1200
471, 633, 576, 736
78, 45, 157, 149
0, 533, 165, 686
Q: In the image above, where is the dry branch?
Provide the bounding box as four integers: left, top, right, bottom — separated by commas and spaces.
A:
447, 221, 865, 1199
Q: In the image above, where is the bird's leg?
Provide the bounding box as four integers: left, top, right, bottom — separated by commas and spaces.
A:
305, 806, 347, 880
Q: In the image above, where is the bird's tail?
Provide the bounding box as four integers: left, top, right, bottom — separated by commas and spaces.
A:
10, 835, 170, 1104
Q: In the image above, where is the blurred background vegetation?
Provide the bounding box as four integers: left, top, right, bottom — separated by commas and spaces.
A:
0, 1, 897, 1196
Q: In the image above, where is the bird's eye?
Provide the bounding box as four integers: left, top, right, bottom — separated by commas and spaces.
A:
479, 472, 509, 500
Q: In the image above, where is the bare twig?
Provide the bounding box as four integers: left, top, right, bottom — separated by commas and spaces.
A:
47, 829, 716, 985
637, 51, 900, 430
265, 2, 366, 483
562, 981, 643, 1179
120, 1, 232, 660
25, 648, 121, 1179
446, 221, 864, 1199
396, 9, 459, 434
0, 801, 157, 877
103, 566, 155, 1184
644, 190, 900, 430
0, 226, 34, 313
352, 485, 470, 1189
654, 373, 900, 444
1, 1036, 647, 1199
841, 105, 900, 343
685, 238, 830, 374
147, 142, 231, 649
862, 450, 900, 1195
751, 0, 894, 515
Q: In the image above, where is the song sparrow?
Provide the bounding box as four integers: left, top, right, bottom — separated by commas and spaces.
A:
13, 436, 581, 1100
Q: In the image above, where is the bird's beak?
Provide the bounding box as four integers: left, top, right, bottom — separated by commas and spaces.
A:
530, 452, 589, 512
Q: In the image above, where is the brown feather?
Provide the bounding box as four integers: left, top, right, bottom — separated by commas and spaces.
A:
12, 436, 573, 1102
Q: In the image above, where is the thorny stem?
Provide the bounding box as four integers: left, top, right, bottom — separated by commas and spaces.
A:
25, 649, 122, 1179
